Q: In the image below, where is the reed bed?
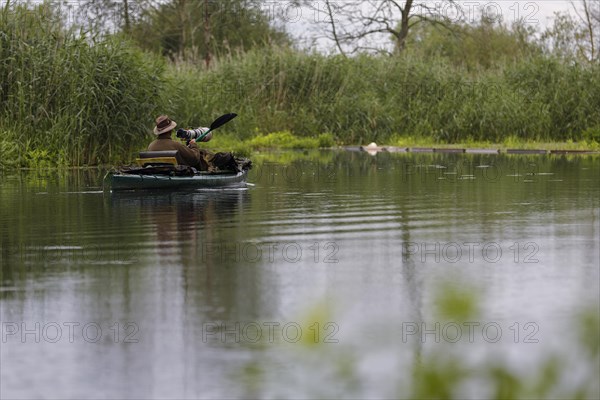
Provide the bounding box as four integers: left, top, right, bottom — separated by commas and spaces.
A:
0, 2, 166, 166
1, 2, 599, 167
170, 50, 600, 145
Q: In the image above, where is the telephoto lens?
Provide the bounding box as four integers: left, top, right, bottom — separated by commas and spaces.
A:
176, 127, 210, 141
176, 128, 192, 141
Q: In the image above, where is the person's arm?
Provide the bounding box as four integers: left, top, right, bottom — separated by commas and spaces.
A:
175, 141, 202, 167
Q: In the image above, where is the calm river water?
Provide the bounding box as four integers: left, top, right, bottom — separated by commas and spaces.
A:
1, 151, 599, 399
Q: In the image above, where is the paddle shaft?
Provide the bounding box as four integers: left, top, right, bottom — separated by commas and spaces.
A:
196, 128, 214, 142
195, 113, 237, 142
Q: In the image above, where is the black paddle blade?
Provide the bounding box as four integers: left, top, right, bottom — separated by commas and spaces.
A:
209, 113, 237, 131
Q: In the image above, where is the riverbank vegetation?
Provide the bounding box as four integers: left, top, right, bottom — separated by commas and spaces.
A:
1, 1, 599, 167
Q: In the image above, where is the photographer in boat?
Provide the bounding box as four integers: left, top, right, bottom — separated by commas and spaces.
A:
148, 114, 244, 172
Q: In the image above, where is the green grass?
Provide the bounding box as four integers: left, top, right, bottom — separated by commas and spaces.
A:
201, 131, 335, 156
201, 131, 599, 154
392, 135, 600, 151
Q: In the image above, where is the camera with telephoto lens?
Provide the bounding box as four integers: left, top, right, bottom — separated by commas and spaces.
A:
176, 128, 202, 141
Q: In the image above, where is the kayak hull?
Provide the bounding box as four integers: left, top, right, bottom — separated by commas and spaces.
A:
110, 170, 248, 190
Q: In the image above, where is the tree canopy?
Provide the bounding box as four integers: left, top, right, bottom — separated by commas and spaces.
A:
75, 0, 291, 64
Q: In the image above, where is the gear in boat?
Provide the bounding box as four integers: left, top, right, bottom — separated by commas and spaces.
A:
110, 150, 252, 190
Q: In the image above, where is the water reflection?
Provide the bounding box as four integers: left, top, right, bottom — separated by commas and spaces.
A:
1, 152, 598, 399
109, 188, 272, 321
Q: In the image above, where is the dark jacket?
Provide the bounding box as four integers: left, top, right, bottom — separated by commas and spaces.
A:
148, 133, 209, 170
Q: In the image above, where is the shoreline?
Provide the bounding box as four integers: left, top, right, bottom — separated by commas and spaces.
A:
201, 132, 600, 156
2, 141, 599, 170
348, 145, 599, 155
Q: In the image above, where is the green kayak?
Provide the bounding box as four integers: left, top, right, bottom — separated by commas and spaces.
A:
110, 170, 248, 190
109, 150, 251, 190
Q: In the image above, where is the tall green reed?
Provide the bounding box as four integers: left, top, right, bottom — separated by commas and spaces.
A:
0, 1, 166, 166
170, 49, 600, 145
